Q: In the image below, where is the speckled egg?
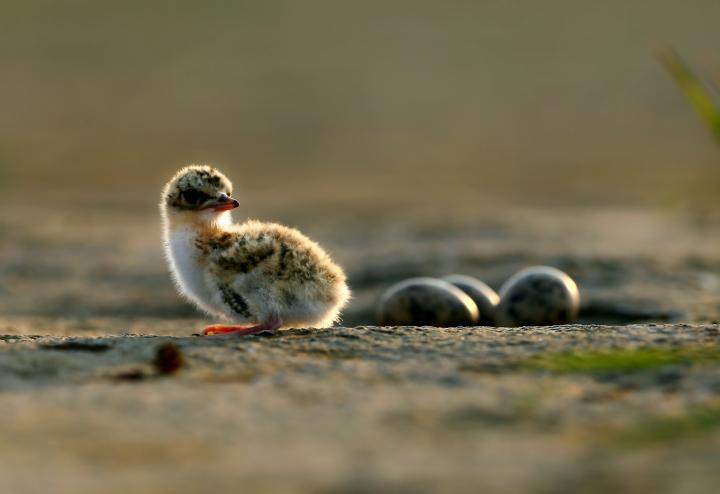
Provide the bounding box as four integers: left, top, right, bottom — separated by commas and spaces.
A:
494, 266, 580, 327
442, 274, 499, 325
377, 277, 479, 327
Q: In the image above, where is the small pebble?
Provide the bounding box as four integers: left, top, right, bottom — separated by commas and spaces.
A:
153, 342, 184, 375
377, 277, 479, 327
442, 274, 500, 325
495, 266, 580, 327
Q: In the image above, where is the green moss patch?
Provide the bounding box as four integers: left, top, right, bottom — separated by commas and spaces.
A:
524, 345, 720, 374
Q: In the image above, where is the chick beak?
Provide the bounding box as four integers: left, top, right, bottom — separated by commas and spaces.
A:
204, 193, 239, 212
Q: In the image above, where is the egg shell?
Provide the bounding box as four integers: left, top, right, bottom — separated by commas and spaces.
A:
442, 274, 499, 325
495, 266, 580, 327
377, 277, 480, 327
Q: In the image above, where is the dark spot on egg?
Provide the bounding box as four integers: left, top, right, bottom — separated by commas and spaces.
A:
442, 274, 500, 325
495, 266, 580, 327
377, 278, 479, 327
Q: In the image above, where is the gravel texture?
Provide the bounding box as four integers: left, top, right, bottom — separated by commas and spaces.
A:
0, 322, 719, 493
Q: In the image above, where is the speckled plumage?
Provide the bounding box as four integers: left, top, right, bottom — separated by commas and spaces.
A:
160, 165, 350, 331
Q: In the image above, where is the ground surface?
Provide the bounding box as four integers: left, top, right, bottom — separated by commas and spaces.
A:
0, 206, 719, 493
0, 324, 719, 494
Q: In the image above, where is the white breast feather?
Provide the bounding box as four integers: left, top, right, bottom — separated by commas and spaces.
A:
166, 227, 217, 316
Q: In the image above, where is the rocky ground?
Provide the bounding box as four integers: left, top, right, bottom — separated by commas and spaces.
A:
0, 205, 719, 493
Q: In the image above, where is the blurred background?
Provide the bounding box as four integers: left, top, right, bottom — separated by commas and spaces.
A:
1, 0, 718, 211
0, 0, 719, 325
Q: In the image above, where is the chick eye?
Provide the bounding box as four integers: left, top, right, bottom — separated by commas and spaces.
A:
181, 188, 201, 204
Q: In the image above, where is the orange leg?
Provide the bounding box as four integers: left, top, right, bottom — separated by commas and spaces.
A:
202, 324, 258, 336
202, 314, 282, 337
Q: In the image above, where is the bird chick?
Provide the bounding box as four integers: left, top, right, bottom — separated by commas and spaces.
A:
160, 165, 351, 336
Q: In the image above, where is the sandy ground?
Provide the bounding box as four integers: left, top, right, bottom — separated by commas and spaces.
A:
0, 324, 719, 494
0, 205, 719, 493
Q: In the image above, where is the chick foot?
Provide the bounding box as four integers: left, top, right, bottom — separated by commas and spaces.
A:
202, 314, 282, 337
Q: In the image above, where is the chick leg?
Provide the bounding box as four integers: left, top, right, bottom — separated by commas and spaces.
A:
202, 314, 282, 336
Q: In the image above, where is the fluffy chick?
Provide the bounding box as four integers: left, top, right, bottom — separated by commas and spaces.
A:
160, 165, 350, 336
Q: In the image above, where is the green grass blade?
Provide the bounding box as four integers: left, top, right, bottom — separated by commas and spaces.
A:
658, 47, 720, 144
